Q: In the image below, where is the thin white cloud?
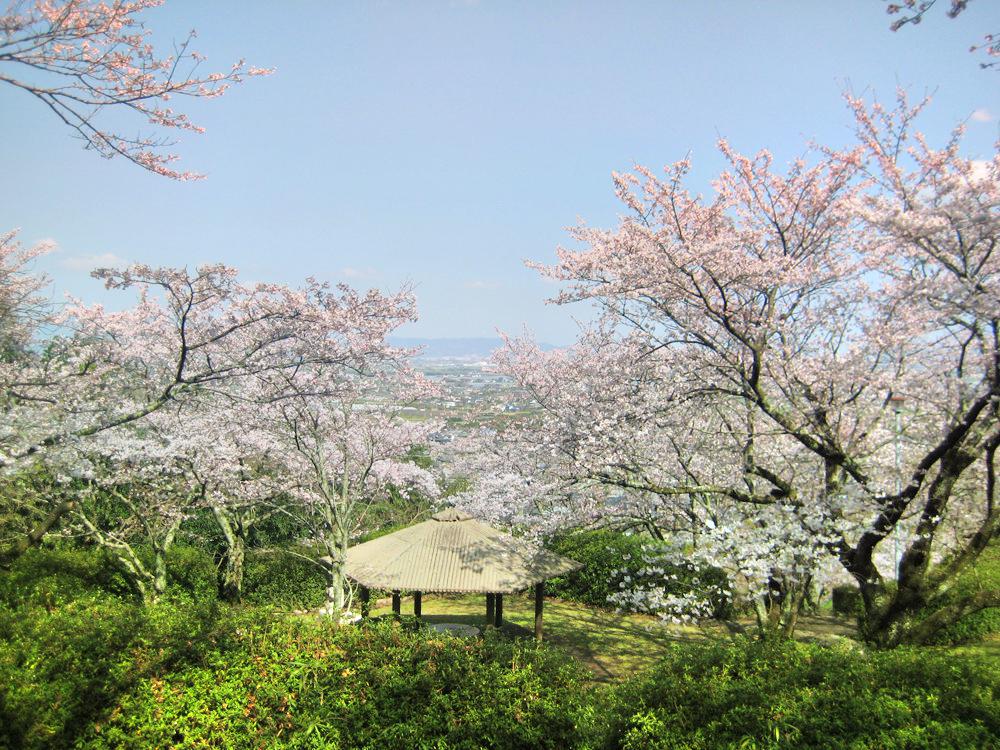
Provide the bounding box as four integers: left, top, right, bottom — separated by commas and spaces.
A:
464, 280, 502, 290
970, 159, 994, 182
971, 109, 994, 123
60, 252, 127, 272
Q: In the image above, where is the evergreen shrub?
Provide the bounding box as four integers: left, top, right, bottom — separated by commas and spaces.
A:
547, 529, 732, 619
598, 638, 1000, 749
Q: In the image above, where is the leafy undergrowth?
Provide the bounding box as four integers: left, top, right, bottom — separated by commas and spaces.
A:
2, 552, 997, 750
2, 592, 998, 749
600, 638, 1000, 750
1, 596, 591, 750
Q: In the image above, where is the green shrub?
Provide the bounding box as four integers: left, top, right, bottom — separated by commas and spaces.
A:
165, 544, 218, 602
598, 638, 1000, 749
547, 529, 645, 608
0, 594, 234, 750
926, 542, 1000, 646
0, 543, 221, 608
930, 607, 1000, 646
73, 617, 592, 749
242, 548, 326, 609
2, 581, 997, 750
831, 584, 862, 617
0, 545, 133, 608
547, 529, 733, 619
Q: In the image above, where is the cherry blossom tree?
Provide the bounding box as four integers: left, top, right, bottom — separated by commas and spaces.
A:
439, 424, 586, 537
0, 230, 51, 360
883, 0, 999, 70
64, 405, 207, 603
261, 367, 440, 615
493, 329, 836, 636
0, 0, 271, 179
187, 403, 290, 603
0, 260, 418, 567
98, 394, 288, 603
503, 92, 998, 645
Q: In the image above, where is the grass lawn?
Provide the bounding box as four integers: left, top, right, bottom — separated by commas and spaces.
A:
369, 592, 858, 682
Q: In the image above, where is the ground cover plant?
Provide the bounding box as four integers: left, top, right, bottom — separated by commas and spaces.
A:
599, 638, 1000, 750
0, 591, 592, 749
2, 547, 998, 748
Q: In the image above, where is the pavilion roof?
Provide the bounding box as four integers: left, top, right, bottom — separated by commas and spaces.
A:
345, 509, 582, 594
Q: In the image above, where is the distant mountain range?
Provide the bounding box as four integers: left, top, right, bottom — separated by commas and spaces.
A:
389, 337, 558, 360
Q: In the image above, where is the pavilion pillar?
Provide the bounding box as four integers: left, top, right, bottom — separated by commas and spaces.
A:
392, 589, 401, 617
486, 593, 495, 624
494, 593, 503, 628
360, 586, 370, 619
414, 591, 422, 618
534, 582, 544, 641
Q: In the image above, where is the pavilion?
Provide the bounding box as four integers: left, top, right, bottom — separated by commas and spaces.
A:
345, 508, 582, 640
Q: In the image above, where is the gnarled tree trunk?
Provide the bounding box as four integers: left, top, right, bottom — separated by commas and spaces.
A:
212, 505, 248, 602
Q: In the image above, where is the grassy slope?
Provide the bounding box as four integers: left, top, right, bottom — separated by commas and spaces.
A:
370, 592, 866, 683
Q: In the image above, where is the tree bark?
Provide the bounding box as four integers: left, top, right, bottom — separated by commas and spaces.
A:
320, 526, 348, 614
857, 443, 988, 647
149, 518, 181, 602
212, 505, 247, 602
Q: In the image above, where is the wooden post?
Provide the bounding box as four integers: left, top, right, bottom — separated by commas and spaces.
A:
414, 591, 422, 618
494, 593, 503, 628
486, 593, 495, 623
360, 586, 370, 619
392, 589, 401, 616
534, 582, 544, 641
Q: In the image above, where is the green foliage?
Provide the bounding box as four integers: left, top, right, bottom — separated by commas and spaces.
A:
246, 506, 313, 550
930, 607, 1000, 646
927, 542, 1000, 646
0, 465, 67, 552
1, 548, 999, 750
52, 613, 591, 749
831, 584, 863, 618
0, 545, 133, 607
356, 522, 410, 544
547, 529, 733, 619
242, 548, 326, 610
404, 444, 433, 469
0, 543, 222, 608
598, 638, 1000, 750
0, 593, 230, 750
164, 544, 219, 602
4, 543, 999, 748
547, 529, 644, 608
441, 474, 471, 498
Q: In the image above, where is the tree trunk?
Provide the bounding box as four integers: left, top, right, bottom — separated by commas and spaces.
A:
857, 446, 982, 647
753, 574, 807, 640
320, 527, 348, 615
781, 582, 807, 639
323, 558, 346, 612
149, 519, 181, 603
219, 535, 246, 602
212, 505, 248, 602
111, 547, 155, 605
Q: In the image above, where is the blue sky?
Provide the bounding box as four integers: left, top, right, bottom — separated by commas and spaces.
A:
1, 0, 998, 343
